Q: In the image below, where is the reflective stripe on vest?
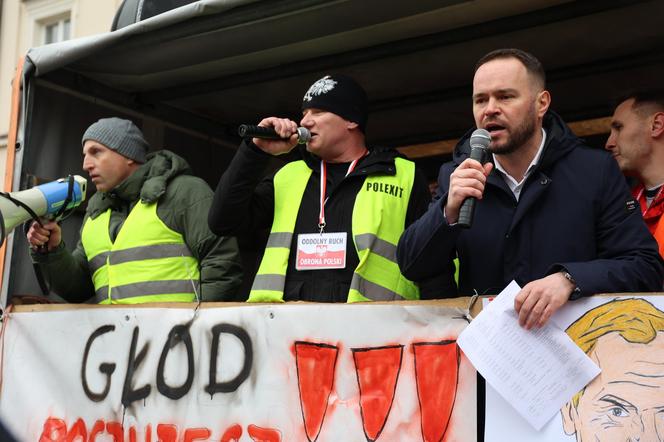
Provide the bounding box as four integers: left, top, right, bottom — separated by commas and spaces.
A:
81, 202, 199, 304
249, 161, 310, 302
249, 158, 419, 302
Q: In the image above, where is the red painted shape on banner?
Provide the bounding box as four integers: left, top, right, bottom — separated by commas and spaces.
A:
184, 428, 211, 441
89, 420, 105, 440
247, 424, 282, 442
352, 345, 404, 441
106, 421, 123, 441
39, 418, 67, 442
413, 341, 460, 442
66, 418, 87, 442
156, 424, 178, 442
220, 424, 243, 442
126, 424, 152, 442
294, 341, 339, 441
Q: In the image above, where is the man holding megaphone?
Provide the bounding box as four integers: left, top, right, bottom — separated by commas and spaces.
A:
26, 117, 242, 304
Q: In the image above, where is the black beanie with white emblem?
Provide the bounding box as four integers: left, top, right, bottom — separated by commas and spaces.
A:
301, 74, 368, 132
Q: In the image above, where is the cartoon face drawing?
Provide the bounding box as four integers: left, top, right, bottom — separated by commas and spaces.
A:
561, 299, 664, 442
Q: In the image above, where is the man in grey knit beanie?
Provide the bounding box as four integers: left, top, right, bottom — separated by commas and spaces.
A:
76, 117, 149, 193
26, 116, 244, 303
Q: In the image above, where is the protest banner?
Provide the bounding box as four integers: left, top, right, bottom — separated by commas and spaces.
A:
0, 300, 476, 441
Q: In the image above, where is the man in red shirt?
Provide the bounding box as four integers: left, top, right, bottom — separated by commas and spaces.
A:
606, 91, 664, 257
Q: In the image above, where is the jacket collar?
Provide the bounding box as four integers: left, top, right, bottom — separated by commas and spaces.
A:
87, 150, 192, 218
299, 145, 401, 176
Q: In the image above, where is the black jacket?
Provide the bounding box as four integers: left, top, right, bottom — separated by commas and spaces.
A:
209, 142, 442, 302
397, 112, 664, 296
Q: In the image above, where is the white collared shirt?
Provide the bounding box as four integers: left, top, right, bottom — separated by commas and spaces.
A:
492, 128, 547, 201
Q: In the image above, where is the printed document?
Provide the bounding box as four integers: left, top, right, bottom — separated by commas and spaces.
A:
457, 280, 600, 430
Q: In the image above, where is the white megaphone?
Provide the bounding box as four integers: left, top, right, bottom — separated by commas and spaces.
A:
0, 175, 87, 246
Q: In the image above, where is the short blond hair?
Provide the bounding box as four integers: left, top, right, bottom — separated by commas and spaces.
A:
566, 298, 664, 407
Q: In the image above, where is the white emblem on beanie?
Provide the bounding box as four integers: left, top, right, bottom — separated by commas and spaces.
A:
303, 75, 337, 102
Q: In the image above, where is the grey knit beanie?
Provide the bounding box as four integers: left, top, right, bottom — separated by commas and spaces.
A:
82, 118, 149, 163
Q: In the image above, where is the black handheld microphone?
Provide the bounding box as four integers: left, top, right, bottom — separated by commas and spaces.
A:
457, 128, 491, 229
238, 124, 311, 144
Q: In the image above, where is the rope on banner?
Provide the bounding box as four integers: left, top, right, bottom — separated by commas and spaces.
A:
465, 292, 480, 323
0, 304, 14, 395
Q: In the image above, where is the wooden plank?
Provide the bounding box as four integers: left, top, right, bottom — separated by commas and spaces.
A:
568, 116, 612, 137
0, 57, 25, 295
397, 139, 458, 159
397, 116, 613, 159
11, 297, 480, 313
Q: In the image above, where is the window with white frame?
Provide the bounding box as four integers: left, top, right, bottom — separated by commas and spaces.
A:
24, 0, 74, 46
42, 14, 71, 44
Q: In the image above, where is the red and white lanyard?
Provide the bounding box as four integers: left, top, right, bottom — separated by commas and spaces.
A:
318, 156, 363, 233
636, 186, 664, 216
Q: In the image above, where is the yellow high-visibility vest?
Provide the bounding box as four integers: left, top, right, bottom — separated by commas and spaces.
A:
81, 202, 199, 304
249, 158, 419, 302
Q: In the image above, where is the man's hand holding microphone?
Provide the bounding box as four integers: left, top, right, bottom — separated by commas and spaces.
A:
445, 129, 493, 226
26, 221, 62, 252
239, 117, 311, 156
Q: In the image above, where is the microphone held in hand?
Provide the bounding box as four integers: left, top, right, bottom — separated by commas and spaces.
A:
238, 124, 311, 144
457, 129, 491, 229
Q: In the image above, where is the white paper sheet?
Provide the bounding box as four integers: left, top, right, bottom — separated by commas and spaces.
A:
457, 281, 600, 430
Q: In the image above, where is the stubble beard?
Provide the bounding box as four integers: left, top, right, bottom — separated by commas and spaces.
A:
489, 105, 538, 156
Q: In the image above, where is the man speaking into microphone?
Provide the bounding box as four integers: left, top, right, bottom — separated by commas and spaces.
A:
397, 48, 663, 328
209, 74, 440, 303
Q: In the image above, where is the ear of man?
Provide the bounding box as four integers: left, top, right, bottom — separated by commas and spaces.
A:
650, 111, 664, 139
535, 90, 551, 119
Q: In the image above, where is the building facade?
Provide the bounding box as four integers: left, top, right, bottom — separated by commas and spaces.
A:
0, 0, 121, 183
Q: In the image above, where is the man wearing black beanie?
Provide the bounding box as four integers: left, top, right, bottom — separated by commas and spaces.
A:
210, 74, 445, 302
27, 117, 243, 303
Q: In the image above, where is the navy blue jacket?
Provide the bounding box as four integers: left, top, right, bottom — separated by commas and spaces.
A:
397, 112, 664, 297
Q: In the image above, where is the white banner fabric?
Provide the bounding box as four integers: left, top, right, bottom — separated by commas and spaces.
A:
0, 303, 476, 441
